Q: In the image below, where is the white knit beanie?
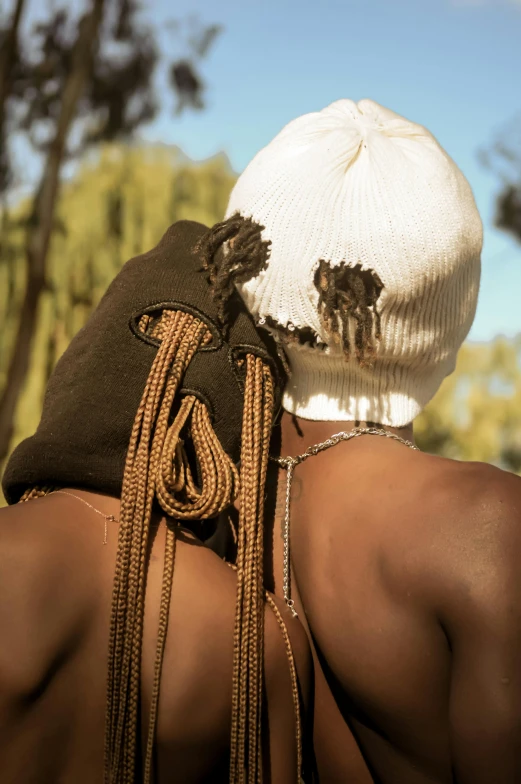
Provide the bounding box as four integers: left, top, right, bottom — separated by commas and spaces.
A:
225, 99, 483, 426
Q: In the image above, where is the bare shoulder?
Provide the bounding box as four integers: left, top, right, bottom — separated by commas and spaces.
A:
155, 538, 311, 777
149, 538, 237, 758
165, 535, 238, 665
417, 453, 521, 544
160, 535, 238, 667
169, 539, 311, 696
0, 498, 100, 701
0, 499, 70, 625
410, 454, 521, 620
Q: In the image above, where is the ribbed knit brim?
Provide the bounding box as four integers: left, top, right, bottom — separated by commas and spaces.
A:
282, 343, 454, 426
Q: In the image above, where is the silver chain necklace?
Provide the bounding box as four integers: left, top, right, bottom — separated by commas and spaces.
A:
272, 427, 419, 618
53, 490, 119, 545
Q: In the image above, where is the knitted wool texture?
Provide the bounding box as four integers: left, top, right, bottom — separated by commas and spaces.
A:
225, 99, 483, 426
2, 220, 283, 504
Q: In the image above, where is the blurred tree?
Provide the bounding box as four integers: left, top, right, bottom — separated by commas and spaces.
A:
416, 117, 521, 469
0, 142, 236, 484
496, 184, 521, 242
0, 0, 221, 462
0, 0, 26, 194
170, 23, 221, 114
0, 0, 106, 465
417, 336, 521, 472
480, 113, 521, 244
1, 134, 520, 504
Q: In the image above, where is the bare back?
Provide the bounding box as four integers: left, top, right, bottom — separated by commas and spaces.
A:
272, 416, 521, 784
0, 491, 310, 783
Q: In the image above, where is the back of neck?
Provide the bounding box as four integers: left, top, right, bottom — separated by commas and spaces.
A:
279, 412, 414, 457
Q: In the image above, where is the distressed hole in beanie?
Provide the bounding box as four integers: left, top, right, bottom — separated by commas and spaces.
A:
314, 260, 383, 367
260, 314, 327, 352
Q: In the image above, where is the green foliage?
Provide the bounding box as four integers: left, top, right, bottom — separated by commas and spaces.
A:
416, 337, 521, 471
1, 142, 521, 505
0, 143, 236, 501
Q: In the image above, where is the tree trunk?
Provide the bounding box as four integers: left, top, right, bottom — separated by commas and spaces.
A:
0, 0, 27, 193
0, 0, 27, 117
0, 0, 105, 462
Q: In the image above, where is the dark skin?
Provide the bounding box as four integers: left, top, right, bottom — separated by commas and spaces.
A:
267, 412, 521, 784
0, 488, 311, 783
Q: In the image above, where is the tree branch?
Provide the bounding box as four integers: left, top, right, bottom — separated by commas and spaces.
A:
0, 0, 26, 112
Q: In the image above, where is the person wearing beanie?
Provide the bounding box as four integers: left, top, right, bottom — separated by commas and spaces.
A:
0, 220, 311, 784
197, 100, 521, 783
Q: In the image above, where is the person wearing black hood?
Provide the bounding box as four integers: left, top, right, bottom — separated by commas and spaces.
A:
0, 220, 311, 784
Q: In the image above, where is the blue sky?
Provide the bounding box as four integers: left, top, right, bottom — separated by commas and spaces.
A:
139, 0, 521, 342
13, 0, 520, 340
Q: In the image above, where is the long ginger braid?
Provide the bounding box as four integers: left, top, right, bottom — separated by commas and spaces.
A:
143, 525, 176, 784
265, 594, 303, 777
20, 485, 56, 501
230, 354, 276, 784
199, 213, 305, 781
20, 308, 241, 783
19, 308, 303, 783
104, 308, 239, 783
105, 311, 200, 779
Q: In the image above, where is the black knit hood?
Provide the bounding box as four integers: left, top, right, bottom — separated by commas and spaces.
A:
2, 220, 284, 504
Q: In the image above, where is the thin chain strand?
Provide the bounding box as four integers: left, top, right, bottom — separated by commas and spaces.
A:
52, 490, 118, 545
273, 427, 419, 615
